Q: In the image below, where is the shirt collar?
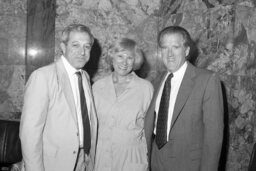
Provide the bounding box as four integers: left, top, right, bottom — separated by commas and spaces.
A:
61, 55, 81, 76
168, 61, 188, 79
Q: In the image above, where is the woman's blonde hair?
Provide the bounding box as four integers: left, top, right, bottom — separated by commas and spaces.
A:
107, 37, 144, 71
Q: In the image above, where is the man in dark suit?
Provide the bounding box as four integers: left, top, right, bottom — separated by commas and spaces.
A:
144, 26, 224, 171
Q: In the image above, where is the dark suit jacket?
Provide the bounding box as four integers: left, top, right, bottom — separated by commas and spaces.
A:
144, 62, 224, 171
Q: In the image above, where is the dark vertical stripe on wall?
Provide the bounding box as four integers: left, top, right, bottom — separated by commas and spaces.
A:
25, 0, 56, 81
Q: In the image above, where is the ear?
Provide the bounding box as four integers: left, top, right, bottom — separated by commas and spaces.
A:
60, 42, 66, 55
185, 46, 190, 57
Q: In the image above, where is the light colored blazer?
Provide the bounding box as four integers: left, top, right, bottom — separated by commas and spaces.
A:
20, 58, 98, 171
144, 62, 224, 171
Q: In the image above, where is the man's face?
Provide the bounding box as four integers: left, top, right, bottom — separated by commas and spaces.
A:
160, 33, 190, 72
61, 31, 92, 69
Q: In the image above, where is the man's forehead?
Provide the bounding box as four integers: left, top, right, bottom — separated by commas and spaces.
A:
69, 30, 89, 38
163, 33, 184, 39
68, 31, 91, 43
160, 33, 186, 44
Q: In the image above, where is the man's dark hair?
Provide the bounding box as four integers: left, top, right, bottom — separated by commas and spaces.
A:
158, 25, 193, 49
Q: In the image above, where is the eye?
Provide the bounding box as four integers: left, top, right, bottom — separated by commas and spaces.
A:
173, 45, 180, 49
161, 47, 168, 53
128, 56, 133, 60
84, 45, 91, 50
72, 44, 79, 48
161, 46, 168, 50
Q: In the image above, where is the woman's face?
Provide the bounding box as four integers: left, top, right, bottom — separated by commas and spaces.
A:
112, 50, 134, 77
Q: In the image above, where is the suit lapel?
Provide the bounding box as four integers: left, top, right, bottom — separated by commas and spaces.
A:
55, 59, 78, 127
169, 63, 195, 131
151, 71, 168, 110
145, 71, 167, 149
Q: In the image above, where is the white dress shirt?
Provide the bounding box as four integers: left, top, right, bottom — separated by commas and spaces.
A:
154, 62, 188, 140
62, 55, 91, 147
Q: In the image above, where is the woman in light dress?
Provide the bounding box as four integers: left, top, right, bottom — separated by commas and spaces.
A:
93, 38, 153, 171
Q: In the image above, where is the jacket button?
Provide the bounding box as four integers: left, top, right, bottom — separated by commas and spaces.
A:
73, 151, 76, 154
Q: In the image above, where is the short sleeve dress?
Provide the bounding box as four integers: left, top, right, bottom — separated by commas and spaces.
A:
92, 72, 153, 171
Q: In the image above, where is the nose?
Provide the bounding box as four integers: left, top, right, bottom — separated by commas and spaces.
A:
122, 57, 128, 65
168, 48, 173, 56
81, 47, 86, 55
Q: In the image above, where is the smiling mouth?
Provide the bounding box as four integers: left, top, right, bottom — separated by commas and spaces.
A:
118, 65, 128, 70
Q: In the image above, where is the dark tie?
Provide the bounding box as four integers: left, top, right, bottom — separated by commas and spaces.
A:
156, 73, 173, 149
75, 71, 91, 154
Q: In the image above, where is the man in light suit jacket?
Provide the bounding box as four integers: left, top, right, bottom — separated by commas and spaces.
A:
20, 24, 98, 171
144, 26, 224, 171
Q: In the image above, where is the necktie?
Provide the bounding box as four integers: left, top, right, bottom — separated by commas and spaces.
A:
75, 71, 91, 154
156, 73, 173, 149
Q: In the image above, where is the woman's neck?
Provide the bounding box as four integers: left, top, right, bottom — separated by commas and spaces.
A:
112, 72, 133, 84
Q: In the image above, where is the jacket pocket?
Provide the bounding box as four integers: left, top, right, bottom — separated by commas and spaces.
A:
190, 148, 202, 160
189, 148, 202, 171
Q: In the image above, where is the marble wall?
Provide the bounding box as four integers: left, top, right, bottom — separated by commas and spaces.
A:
0, 0, 26, 120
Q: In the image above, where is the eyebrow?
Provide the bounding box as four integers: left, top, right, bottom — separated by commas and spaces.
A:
70, 41, 79, 44
70, 41, 91, 45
